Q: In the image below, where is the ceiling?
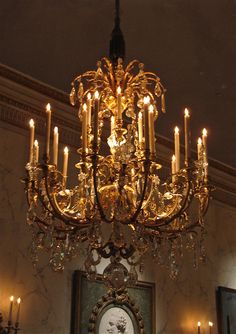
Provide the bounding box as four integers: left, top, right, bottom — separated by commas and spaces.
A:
0, 0, 236, 168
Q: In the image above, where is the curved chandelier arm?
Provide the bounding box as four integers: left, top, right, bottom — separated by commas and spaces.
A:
128, 157, 151, 224
42, 166, 91, 227
92, 155, 112, 223
158, 179, 193, 227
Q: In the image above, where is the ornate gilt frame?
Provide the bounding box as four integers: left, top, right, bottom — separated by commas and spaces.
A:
70, 271, 155, 334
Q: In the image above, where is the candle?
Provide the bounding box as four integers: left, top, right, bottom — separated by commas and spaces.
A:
209, 321, 213, 334
63, 146, 69, 180
202, 128, 208, 159
82, 103, 88, 153
171, 155, 176, 183
87, 93, 92, 127
8, 296, 14, 323
197, 321, 201, 334
148, 105, 155, 154
143, 96, 150, 151
34, 140, 39, 164
45, 103, 52, 160
111, 115, 115, 134
16, 298, 21, 324
53, 127, 59, 166
202, 128, 207, 148
197, 138, 202, 160
174, 126, 180, 171
184, 108, 190, 163
138, 111, 143, 147
93, 91, 99, 150
202, 128, 208, 179
117, 86, 122, 121
29, 119, 35, 163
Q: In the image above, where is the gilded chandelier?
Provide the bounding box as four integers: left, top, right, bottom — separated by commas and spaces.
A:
24, 1, 211, 290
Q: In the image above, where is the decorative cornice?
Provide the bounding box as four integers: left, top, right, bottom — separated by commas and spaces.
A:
0, 63, 69, 104
0, 94, 80, 147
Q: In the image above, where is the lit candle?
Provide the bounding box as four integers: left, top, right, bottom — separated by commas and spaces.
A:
29, 119, 35, 163
138, 111, 143, 147
87, 93, 92, 127
111, 115, 115, 134
184, 108, 190, 163
63, 146, 69, 180
148, 105, 155, 154
8, 296, 14, 323
197, 321, 201, 334
174, 126, 180, 171
171, 155, 176, 183
202, 128, 208, 159
117, 86, 122, 121
53, 127, 59, 166
15, 297, 21, 324
82, 103, 88, 153
209, 321, 213, 334
143, 96, 150, 151
93, 91, 99, 150
34, 140, 39, 163
45, 103, 52, 160
197, 138, 202, 160
202, 128, 208, 179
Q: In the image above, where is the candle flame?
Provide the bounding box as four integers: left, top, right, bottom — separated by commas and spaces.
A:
10, 296, 14, 302
184, 108, 189, 117
117, 86, 121, 94
172, 155, 176, 162
54, 126, 58, 134
64, 146, 69, 154
94, 91, 99, 99
174, 126, 179, 134
83, 103, 87, 111
149, 105, 154, 113
209, 322, 213, 327
197, 321, 201, 327
87, 92, 91, 100
202, 128, 207, 136
29, 119, 34, 127
46, 103, 51, 112
34, 140, 38, 147
143, 96, 150, 104
17, 298, 21, 304
198, 137, 202, 145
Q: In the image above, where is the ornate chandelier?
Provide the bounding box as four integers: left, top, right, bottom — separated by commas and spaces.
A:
24, 0, 211, 290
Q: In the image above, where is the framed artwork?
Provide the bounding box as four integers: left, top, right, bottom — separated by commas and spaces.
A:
217, 286, 236, 334
70, 271, 156, 334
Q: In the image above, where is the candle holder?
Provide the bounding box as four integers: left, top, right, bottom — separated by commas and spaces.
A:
0, 314, 20, 334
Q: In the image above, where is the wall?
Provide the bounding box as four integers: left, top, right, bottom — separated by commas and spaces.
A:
0, 64, 236, 334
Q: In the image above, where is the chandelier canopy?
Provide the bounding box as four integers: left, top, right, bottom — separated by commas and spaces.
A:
24, 1, 211, 290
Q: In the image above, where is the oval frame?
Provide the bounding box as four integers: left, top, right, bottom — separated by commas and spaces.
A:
88, 290, 145, 334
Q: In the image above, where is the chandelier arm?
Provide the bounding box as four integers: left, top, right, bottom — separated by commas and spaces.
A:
146, 185, 210, 233
144, 177, 193, 228
128, 157, 151, 224
92, 155, 112, 223
42, 168, 91, 227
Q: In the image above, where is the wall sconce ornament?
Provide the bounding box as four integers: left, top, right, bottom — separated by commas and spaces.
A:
0, 297, 21, 334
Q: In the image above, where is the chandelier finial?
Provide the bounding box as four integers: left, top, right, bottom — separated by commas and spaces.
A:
109, 0, 125, 64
